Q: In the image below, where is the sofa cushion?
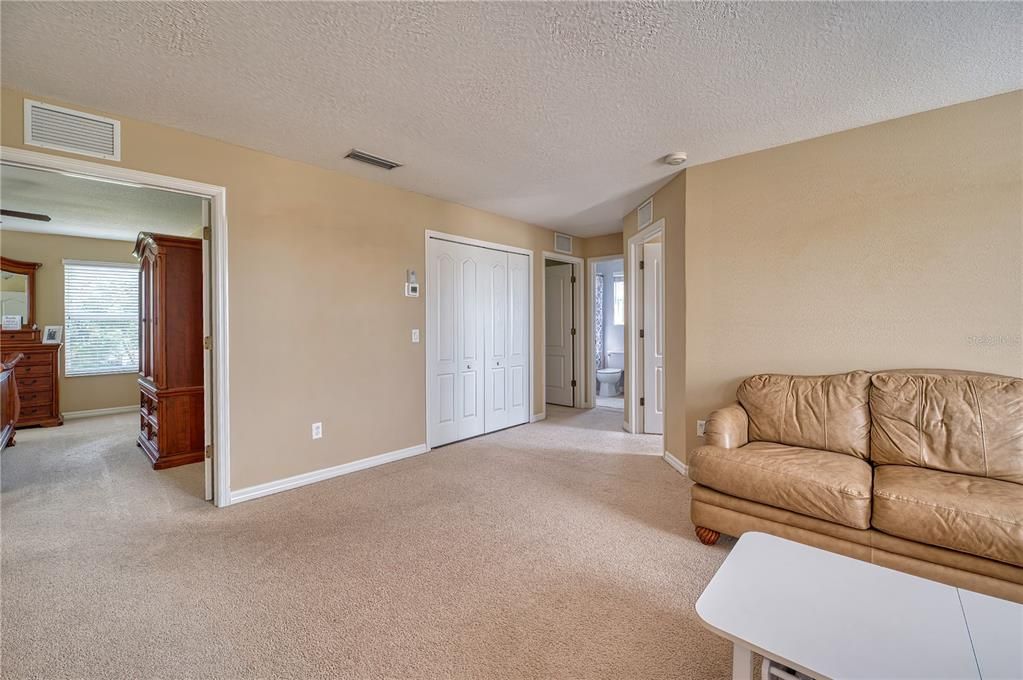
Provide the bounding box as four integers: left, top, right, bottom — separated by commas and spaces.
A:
870, 371, 1023, 483
688, 441, 873, 529
873, 465, 1023, 567
737, 371, 872, 459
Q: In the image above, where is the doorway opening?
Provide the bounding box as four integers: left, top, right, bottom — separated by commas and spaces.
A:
543, 251, 583, 410
588, 256, 625, 412
0, 146, 230, 506
627, 219, 665, 435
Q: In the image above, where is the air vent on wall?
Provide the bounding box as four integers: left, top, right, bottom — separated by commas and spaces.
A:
554, 233, 573, 254
24, 99, 120, 161
637, 198, 653, 230
344, 148, 403, 170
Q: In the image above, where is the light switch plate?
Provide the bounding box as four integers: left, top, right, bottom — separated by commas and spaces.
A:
411, 329, 420, 343
312, 422, 323, 439
696, 419, 707, 437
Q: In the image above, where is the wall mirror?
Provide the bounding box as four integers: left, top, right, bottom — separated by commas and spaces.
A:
0, 257, 41, 331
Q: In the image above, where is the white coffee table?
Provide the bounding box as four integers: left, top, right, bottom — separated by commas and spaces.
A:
696, 532, 1022, 680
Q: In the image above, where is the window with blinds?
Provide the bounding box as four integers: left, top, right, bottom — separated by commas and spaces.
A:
64, 260, 139, 377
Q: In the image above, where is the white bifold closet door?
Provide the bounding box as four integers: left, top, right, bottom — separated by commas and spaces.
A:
428, 238, 529, 448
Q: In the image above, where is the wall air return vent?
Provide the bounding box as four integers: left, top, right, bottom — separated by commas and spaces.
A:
554, 233, 573, 254
24, 99, 121, 161
344, 148, 403, 170
637, 198, 653, 230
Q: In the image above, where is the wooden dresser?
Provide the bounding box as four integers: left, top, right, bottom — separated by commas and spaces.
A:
1, 332, 62, 428
134, 232, 205, 469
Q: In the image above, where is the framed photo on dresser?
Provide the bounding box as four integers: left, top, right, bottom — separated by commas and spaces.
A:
42, 325, 63, 344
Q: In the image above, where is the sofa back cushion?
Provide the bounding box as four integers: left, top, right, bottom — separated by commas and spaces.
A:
870, 371, 1023, 484
737, 371, 872, 458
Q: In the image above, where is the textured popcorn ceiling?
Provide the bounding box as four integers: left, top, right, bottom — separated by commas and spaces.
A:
1, 2, 1020, 236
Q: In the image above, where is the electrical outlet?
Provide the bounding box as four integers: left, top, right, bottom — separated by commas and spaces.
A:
696, 419, 707, 437
312, 422, 323, 439
411, 328, 420, 343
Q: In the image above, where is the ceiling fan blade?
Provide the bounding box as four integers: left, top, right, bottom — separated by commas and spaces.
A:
0, 209, 51, 222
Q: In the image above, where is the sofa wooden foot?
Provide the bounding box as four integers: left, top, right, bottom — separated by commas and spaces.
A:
695, 526, 721, 545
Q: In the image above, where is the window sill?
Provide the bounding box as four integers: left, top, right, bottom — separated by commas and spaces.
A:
66, 369, 139, 378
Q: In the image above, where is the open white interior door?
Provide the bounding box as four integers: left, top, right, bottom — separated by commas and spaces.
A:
544, 262, 574, 407
201, 199, 214, 502
642, 242, 664, 434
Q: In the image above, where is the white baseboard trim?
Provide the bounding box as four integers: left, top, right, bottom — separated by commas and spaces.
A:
623, 420, 633, 433
229, 443, 429, 505
530, 412, 546, 423
63, 405, 137, 420
663, 450, 688, 476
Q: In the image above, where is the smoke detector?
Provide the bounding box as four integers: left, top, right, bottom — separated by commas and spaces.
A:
663, 152, 687, 166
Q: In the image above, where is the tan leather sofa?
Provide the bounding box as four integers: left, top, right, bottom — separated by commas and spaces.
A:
688, 370, 1023, 603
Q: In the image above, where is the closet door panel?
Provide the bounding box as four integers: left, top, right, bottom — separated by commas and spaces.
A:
428, 240, 461, 447
507, 252, 530, 425
456, 245, 485, 439
484, 250, 509, 433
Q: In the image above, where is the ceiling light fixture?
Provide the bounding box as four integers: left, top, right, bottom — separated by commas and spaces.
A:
663, 152, 687, 166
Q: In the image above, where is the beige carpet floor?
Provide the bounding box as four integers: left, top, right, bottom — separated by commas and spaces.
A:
2, 406, 739, 679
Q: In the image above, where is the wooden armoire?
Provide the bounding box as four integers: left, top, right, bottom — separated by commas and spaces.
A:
134, 233, 205, 469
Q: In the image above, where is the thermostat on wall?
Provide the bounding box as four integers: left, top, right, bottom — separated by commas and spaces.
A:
405, 270, 419, 297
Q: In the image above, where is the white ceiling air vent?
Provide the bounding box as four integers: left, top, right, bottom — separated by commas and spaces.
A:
24, 99, 120, 161
637, 198, 653, 230
554, 233, 573, 254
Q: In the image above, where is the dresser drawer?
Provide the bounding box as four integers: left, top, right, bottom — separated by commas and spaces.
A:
15, 363, 52, 378
15, 375, 50, 391
18, 353, 53, 366
19, 404, 54, 420
19, 390, 52, 406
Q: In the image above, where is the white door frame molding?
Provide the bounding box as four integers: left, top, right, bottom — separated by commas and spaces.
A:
541, 251, 584, 410
585, 254, 624, 410
1, 145, 232, 506
424, 230, 534, 446
626, 218, 665, 435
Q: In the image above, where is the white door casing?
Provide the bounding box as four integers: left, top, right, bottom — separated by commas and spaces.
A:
544, 262, 574, 407
201, 199, 214, 501
643, 242, 664, 434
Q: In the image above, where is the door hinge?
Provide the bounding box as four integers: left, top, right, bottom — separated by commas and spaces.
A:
203, 336, 212, 350
571, 327, 576, 336
571, 275, 577, 284
640, 397, 645, 406
639, 329, 644, 339
639, 260, 644, 270
202, 226, 212, 241
571, 379, 577, 388
205, 444, 212, 459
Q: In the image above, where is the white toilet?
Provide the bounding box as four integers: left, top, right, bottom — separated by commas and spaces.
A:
596, 351, 624, 396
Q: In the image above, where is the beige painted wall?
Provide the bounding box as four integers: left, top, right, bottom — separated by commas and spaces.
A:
621, 173, 685, 455
0, 230, 140, 412
579, 232, 623, 259
684, 91, 1023, 458
1, 88, 575, 490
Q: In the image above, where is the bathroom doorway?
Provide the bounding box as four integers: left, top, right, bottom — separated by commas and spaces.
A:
588, 255, 625, 411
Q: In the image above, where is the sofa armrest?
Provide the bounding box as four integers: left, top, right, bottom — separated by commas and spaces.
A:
704, 402, 749, 449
